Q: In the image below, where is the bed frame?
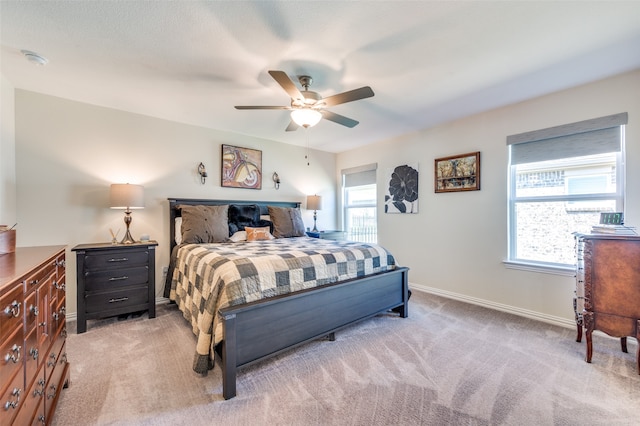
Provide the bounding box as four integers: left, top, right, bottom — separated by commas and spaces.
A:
167, 198, 410, 400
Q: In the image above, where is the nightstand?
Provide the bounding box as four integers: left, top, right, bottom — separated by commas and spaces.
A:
72, 241, 157, 333
306, 230, 346, 241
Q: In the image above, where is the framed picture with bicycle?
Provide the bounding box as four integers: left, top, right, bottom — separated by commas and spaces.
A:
221, 144, 263, 189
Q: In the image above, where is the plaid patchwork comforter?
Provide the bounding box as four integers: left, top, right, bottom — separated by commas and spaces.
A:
169, 237, 396, 373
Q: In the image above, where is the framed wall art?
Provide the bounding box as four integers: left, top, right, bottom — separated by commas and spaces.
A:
221, 144, 262, 189
385, 163, 419, 213
434, 151, 480, 193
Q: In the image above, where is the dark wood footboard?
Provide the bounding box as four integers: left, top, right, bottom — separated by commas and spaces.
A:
218, 266, 409, 400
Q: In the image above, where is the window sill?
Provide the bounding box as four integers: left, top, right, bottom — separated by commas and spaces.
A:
503, 260, 576, 277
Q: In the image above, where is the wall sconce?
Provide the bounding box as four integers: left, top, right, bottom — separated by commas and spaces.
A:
198, 162, 208, 184
273, 172, 281, 190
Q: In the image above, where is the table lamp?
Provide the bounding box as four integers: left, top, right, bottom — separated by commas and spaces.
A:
306, 195, 322, 232
110, 183, 144, 244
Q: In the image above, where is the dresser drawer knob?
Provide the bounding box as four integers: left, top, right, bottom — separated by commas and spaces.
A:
3, 387, 21, 410
3, 300, 20, 318
4, 344, 21, 363
109, 276, 129, 282
30, 347, 39, 360
56, 259, 66, 268
108, 297, 129, 303
107, 257, 129, 263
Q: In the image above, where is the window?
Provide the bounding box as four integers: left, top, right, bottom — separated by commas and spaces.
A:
342, 164, 377, 243
507, 113, 627, 269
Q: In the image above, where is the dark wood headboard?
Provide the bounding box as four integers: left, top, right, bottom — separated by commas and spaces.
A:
167, 198, 301, 253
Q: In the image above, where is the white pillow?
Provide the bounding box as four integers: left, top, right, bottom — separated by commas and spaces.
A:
175, 217, 182, 245
229, 231, 247, 242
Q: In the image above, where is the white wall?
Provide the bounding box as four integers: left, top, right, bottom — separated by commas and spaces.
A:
0, 74, 17, 225
338, 69, 640, 326
14, 91, 337, 315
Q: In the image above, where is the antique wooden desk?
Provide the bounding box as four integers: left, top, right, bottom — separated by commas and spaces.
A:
574, 233, 640, 373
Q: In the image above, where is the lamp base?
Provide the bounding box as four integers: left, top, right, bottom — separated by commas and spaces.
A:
120, 210, 136, 244
120, 229, 136, 244
312, 210, 318, 232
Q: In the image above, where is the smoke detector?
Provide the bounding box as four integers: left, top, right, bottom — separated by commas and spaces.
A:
21, 50, 48, 66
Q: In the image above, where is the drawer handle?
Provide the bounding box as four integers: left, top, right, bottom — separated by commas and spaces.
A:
33, 378, 45, 397
3, 300, 20, 318
47, 353, 57, 367
29, 304, 39, 317
47, 384, 57, 400
30, 347, 39, 360
108, 297, 129, 303
29, 279, 39, 286
53, 280, 66, 291
4, 344, 21, 364
109, 276, 129, 282
107, 257, 129, 262
3, 387, 21, 410
56, 259, 66, 268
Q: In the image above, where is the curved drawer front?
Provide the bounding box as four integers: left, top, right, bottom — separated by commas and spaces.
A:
84, 266, 149, 291
84, 250, 149, 269
85, 286, 149, 314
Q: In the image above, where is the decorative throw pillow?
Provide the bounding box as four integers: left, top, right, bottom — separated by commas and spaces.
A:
228, 204, 261, 235
179, 204, 229, 244
268, 206, 306, 238
229, 231, 247, 242
246, 226, 273, 241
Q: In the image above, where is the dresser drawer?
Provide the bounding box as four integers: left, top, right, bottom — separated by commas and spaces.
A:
85, 286, 149, 314
84, 265, 149, 291
84, 249, 149, 269
1, 283, 24, 338
0, 363, 24, 426
1, 325, 24, 387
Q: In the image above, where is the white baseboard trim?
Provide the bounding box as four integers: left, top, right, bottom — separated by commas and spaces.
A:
410, 282, 576, 330
65, 296, 172, 322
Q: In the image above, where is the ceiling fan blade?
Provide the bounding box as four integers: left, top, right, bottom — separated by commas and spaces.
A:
234, 106, 290, 110
285, 121, 299, 132
322, 86, 374, 107
268, 70, 304, 101
321, 110, 359, 128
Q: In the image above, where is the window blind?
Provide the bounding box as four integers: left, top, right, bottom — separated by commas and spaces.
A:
342, 163, 377, 187
507, 113, 627, 165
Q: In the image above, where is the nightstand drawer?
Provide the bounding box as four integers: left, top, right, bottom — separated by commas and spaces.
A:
84, 265, 149, 291
84, 249, 149, 269
85, 286, 149, 314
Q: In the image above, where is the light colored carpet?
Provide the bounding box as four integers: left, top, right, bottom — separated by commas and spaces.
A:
52, 290, 639, 425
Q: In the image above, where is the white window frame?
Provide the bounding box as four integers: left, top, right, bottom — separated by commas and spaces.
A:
505, 113, 627, 274
341, 164, 377, 243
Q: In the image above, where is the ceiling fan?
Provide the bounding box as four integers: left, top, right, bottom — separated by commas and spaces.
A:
235, 70, 374, 131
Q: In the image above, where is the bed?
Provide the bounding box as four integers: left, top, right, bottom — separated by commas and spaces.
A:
165, 198, 409, 399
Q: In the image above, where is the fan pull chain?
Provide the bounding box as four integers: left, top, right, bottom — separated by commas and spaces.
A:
305, 128, 310, 166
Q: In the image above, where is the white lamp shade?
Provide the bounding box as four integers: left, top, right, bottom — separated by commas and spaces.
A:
306, 195, 322, 211
291, 109, 322, 128
110, 184, 144, 209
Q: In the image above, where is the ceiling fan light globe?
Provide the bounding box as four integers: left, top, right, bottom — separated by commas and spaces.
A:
291, 109, 322, 128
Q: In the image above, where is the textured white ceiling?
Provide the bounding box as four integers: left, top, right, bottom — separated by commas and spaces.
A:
2, 1, 639, 153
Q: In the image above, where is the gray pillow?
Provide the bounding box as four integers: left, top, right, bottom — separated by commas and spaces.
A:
268, 206, 305, 238
179, 205, 229, 244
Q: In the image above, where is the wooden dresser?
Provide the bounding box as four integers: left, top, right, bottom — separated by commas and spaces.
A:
574, 234, 640, 373
1, 245, 69, 425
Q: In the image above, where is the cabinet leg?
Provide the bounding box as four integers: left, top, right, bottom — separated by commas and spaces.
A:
585, 330, 593, 363
576, 323, 582, 343
621, 337, 628, 353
